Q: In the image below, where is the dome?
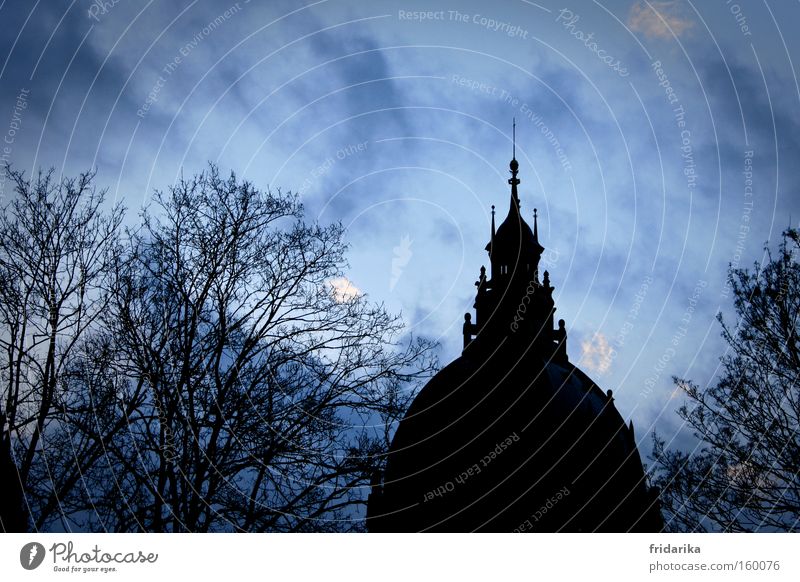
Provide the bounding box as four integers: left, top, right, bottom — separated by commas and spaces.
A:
484, 196, 544, 262
368, 348, 659, 532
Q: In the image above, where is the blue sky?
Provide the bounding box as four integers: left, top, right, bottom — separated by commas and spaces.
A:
1, 0, 799, 459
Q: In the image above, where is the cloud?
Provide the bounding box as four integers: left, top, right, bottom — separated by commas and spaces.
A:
627, 1, 694, 39
327, 276, 362, 302
579, 332, 614, 375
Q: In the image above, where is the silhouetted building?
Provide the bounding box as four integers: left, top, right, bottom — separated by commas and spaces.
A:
367, 151, 663, 532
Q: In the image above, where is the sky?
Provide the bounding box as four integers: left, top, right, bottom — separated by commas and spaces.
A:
1, 0, 799, 460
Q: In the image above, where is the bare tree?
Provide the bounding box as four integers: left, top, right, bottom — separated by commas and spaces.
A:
651, 228, 800, 532
0, 165, 124, 531
58, 166, 436, 532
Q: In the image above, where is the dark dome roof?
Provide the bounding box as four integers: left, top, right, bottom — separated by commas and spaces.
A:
369, 348, 655, 532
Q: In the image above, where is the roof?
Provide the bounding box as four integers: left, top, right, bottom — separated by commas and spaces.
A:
369, 348, 654, 532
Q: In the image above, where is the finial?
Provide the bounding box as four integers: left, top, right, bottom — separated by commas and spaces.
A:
507, 121, 521, 207
533, 208, 539, 240
463, 313, 474, 349
508, 159, 519, 192
509, 119, 520, 176
512, 117, 516, 160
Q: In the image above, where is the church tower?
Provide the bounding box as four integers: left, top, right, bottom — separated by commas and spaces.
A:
465, 143, 559, 362
367, 133, 663, 532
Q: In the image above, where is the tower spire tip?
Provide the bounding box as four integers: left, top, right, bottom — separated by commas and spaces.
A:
509, 118, 519, 175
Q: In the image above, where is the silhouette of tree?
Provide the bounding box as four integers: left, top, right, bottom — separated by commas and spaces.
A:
652, 228, 800, 532
45, 165, 435, 532
0, 164, 124, 531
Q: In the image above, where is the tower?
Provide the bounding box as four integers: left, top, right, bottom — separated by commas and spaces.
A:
466, 153, 555, 359
367, 135, 663, 532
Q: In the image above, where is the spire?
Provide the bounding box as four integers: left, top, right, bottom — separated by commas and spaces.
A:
508, 119, 520, 208
532, 207, 544, 255
491, 204, 496, 239
485, 204, 497, 254
489, 126, 543, 267
512, 117, 516, 160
